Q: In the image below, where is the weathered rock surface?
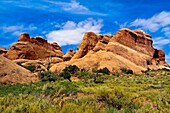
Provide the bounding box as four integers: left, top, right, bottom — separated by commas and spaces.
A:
5, 33, 64, 60
0, 55, 38, 83
13, 57, 63, 72
50, 50, 146, 73
50, 28, 169, 73
72, 32, 112, 59
63, 49, 75, 61
0, 48, 8, 56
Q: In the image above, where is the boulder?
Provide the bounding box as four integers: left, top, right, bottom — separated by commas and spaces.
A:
0, 55, 38, 83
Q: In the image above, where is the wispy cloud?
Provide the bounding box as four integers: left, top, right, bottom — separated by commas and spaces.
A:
0, 0, 106, 16
153, 37, 170, 49
0, 25, 37, 36
44, 0, 106, 16
130, 11, 170, 32
46, 18, 103, 46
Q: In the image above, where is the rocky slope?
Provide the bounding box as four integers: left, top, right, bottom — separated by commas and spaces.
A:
0, 55, 38, 83
50, 28, 169, 73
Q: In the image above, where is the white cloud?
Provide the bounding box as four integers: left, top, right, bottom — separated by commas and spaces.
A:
0, 25, 37, 36
46, 18, 103, 46
153, 37, 170, 49
161, 27, 170, 38
0, 0, 106, 16
1, 25, 23, 33
62, 0, 89, 12
46, 0, 106, 16
130, 11, 170, 32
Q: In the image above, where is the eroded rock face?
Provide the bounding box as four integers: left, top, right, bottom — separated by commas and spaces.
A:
6, 33, 64, 60
51, 28, 168, 73
0, 48, 8, 56
18, 33, 30, 42
0, 56, 38, 84
72, 32, 112, 59
63, 49, 75, 61
72, 32, 99, 59
152, 49, 167, 66
110, 28, 155, 56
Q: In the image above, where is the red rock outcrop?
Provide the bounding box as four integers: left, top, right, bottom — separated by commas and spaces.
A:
72, 32, 112, 59
18, 32, 30, 42
51, 28, 168, 73
110, 28, 155, 56
0, 55, 38, 83
152, 49, 167, 66
5, 33, 64, 60
0, 48, 8, 56
63, 49, 75, 61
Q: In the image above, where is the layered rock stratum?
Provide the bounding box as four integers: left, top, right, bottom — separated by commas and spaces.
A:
50, 28, 169, 73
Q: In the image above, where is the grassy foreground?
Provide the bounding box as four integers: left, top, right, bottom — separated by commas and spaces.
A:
0, 69, 170, 113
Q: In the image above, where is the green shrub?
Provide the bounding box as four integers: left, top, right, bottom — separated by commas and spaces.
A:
38, 71, 58, 82
17, 62, 36, 72
97, 67, 110, 75
60, 71, 71, 81
24, 65, 36, 72
113, 71, 120, 77
120, 68, 133, 74
120, 68, 127, 74
76, 71, 90, 78
63, 65, 80, 74
126, 69, 133, 74
60, 65, 80, 81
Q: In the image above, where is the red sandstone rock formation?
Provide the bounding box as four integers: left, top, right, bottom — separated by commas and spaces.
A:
0, 55, 38, 83
63, 49, 75, 61
5, 33, 64, 60
72, 32, 112, 59
50, 28, 169, 73
0, 48, 8, 56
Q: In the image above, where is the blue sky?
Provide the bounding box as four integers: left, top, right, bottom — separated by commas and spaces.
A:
0, 0, 170, 64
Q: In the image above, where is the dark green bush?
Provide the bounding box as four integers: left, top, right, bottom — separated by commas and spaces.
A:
120, 68, 133, 74
97, 67, 110, 75
17, 62, 36, 72
76, 71, 90, 78
24, 65, 36, 72
38, 71, 58, 82
126, 69, 133, 74
63, 65, 80, 74
60, 71, 71, 81
120, 68, 127, 74
60, 65, 80, 81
